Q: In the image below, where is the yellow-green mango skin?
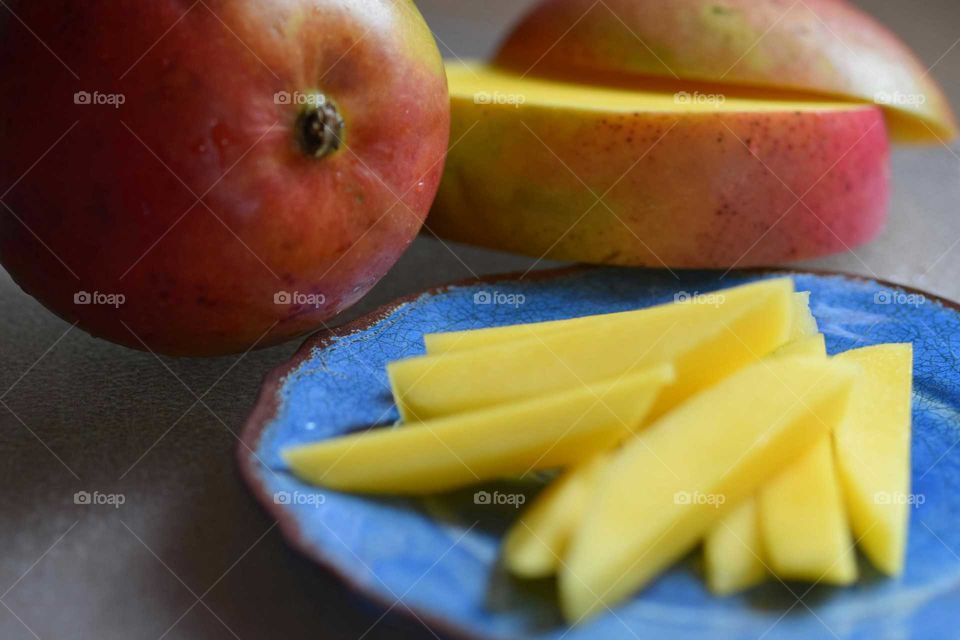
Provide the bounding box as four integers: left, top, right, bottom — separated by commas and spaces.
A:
496, 0, 957, 143
431, 66, 889, 268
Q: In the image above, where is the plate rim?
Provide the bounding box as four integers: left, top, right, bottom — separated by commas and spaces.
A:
236, 266, 959, 640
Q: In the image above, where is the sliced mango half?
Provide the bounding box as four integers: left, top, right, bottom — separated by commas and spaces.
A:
494, 0, 957, 142
430, 63, 889, 269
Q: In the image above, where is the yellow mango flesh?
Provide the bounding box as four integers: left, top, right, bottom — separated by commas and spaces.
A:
425, 285, 811, 355
759, 438, 858, 585
774, 333, 827, 358
788, 292, 819, 340
703, 500, 766, 596
389, 279, 794, 422
562, 357, 856, 622
702, 331, 828, 594
834, 344, 914, 575
283, 365, 673, 495
503, 455, 607, 578
449, 63, 874, 115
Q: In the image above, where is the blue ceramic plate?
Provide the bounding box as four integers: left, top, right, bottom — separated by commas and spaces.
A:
238, 268, 960, 640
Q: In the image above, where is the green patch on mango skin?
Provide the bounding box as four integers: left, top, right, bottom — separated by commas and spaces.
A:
693, 3, 772, 74
709, 4, 736, 17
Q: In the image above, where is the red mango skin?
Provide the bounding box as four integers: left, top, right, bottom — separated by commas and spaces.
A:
432, 98, 889, 268
0, 0, 449, 356
495, 0, 957, 142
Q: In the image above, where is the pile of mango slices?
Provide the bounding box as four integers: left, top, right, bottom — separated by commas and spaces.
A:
283, 278, 913, 623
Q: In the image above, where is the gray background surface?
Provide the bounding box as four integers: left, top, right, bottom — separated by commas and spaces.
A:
1, 1, 958, 638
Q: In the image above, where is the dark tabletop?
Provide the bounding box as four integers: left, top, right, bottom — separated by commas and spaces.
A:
2, 1, 959, 638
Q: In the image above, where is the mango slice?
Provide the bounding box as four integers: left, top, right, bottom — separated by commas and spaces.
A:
834, 344, 914, 575
283, 365, 673, 495
788, 292, 819, 340
561, 357, 857, 622
430, 63, 889, 269
774, 333, 827, 358
503, 455, 607, 578
703, 499, 766, 596
389, 278, 794, 422
702, 331, 828, 594
759, 438, 857, 585
425, 285, 812, 355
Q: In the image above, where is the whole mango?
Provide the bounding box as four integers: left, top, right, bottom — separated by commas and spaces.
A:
0, 0, 450, 355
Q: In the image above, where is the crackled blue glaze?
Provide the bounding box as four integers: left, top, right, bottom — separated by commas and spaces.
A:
246, 269, 960, 640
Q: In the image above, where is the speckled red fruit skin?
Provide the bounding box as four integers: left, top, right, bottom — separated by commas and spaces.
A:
0, 0, 449, 356
431, 95, 890, 268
